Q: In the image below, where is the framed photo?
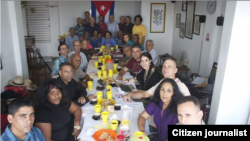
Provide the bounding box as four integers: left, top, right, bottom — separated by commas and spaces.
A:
150, 3, 166, 33
193, 15, 201, 35
176, 14, 181, 28
185, 1, 196, 39
0, 54, 3, 70
182, 1, 187, 11
179, 22, 185, 38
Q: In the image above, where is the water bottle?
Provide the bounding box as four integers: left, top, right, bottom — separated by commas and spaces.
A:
121, 105, 130, 126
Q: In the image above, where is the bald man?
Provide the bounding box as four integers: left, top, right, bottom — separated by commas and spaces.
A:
106, 15, 119, 38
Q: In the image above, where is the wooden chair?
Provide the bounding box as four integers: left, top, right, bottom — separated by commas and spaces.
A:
26, 48, 47, 85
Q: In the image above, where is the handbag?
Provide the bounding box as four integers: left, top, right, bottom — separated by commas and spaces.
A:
4, 85, 27, 97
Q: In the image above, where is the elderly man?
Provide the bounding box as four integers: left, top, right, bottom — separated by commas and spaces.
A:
116, 44, 142, 80
123, 56, 190, 102
97, 15, 108, 37
121, 16, 134, 35
118, 16, 125, 30
82, 11, 90, 26
177, 96, 205, 125
74, 17, 84, 39
119, 44, 133, 67
85, 17, 101, 37
1, 98, 45, 141
65, 27, 79, 51
68, 40, 88, 71
106, 15, 119, 39
70, 53, 92, 88
146, 39, 158, 66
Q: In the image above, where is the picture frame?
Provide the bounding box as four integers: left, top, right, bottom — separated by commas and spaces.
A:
0, 53, 3, 70
193, 15, 201, 35
185, 1, 196, 39
182, 1, 187, 11
179, 22, 185, 38
150, 3, 166, 33
176, 14, 181, 28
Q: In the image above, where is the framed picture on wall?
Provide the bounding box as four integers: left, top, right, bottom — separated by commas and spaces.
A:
185, 1, 196, 39
150, 3, 166, 33
176, 14, 181, 28
0, 53, 3, 70
182, 1, 187, 11
179, 22, 185, 38
193, 15, 201, 35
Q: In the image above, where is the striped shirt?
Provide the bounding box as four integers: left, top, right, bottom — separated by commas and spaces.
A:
1, 124, 45, 141
52, 56, 69, 75
74, 24, 84, 39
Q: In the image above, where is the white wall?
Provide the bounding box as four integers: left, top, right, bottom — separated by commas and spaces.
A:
141, 1, 175, 58
173, 1, 226, 76
208, 1, 250, 124
1, 1, 29, 92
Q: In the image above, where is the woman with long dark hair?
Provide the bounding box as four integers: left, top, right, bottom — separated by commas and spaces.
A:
34, 79, 82, 141
137, 78, 183, 141
122, 52, 162, 90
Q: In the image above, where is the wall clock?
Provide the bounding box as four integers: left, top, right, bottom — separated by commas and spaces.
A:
207, 1, 216, 14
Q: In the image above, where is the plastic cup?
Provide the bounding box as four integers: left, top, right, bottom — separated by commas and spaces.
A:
101, 111, 109, 124
101, 45, 105, 49
110, 47, 114, 51
106, 85, 112, 92
102, 58, 106, 65
98, 58, 102, 63
94, 105, 101, 113
116, 45, 118, 49
104, 55, 108, 60
87, 81, 93, 90
97, 92, 103, 101
95, 61, 98, 68
113, 64, 118, 71
97, 71, 102, 79
108, 55, 112, 59
101, 65, 106, 71
108, 70, 113, 78
102, 71, 107, 79
107, 91, 113, 99
110, 120, 118, 131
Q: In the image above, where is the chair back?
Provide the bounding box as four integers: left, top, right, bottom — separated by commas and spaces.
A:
26, 48, 38, 65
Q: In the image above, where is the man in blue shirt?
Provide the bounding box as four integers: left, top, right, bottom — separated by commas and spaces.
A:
1, 98, 45, 141
85, 17, 101, 37
65, 27, 79, 51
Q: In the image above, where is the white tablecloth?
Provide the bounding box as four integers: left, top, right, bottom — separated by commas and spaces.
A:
77, 58, 150, 141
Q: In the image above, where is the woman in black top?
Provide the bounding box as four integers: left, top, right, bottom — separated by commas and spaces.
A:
35, 79, 82, 141
123, 52, 162, 90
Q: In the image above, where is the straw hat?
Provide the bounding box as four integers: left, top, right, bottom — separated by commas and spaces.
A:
8, 76, 37, 90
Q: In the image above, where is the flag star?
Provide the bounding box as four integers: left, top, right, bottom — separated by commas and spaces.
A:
100, 5, 106, 11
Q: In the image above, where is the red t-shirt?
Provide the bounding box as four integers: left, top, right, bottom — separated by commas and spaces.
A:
125, 58, 142, 75
97, 22, 108, 37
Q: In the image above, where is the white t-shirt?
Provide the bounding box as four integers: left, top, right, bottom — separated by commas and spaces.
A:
147, 78, 191, 96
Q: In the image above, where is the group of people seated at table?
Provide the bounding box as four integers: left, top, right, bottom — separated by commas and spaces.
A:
2, 13, 206, 141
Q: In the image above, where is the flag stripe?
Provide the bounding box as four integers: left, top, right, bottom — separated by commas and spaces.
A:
109, 2, 115, 15
91, 2, 96, 19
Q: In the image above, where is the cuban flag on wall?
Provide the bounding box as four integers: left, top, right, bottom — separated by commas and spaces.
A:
91, 1, 115, 23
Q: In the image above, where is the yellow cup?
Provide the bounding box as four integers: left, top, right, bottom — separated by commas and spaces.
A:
106, 85, 112, 92
100, 48, 103, 52
95, 61, 98, 68
97, 71, 102, 79
101, 45, 105, 49
108, 69, 113, 78
94, 105, 101, 113
110, 120, 118, 131
121, 119, 130, 126
102, 58, 106, 65
98, 58, 102, 63
116, 45, 118, 49
101, 65, 106, 71
101, 111, 109, 124
97, 92, 103, 101
102, 71, 107, 79
104, 55, 108, 60
113, 64, 118, 71
107, 91, 113, 99
110, 47, 114, 51
108, 55, 112, 59
99, 56, 103, 59
87, 81, 93, 90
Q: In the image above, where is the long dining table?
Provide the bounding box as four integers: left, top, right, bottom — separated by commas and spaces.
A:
77, 56, 150, 141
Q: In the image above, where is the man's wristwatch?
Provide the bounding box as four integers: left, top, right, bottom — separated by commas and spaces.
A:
74, 125, 81, 130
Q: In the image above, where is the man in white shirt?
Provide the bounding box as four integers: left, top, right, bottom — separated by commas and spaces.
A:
123, 56, 190, 102
146, 39, 158, 66
68, 40, 88, 71
106, 15, 119, 39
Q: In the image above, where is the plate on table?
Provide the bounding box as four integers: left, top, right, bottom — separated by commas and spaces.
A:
97, 99, 116, 106
92, 129, 117, 141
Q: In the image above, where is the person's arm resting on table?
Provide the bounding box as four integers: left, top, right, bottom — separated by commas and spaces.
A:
69, 101, 82, 140
123, 90, 151, 102
116, 67, 129, 80
138, 111, 151, 135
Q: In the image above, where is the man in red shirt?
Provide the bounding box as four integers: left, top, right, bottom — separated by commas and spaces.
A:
118, 16, 125, 30
97, 15, 108, 37
116, 44, 142, 80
